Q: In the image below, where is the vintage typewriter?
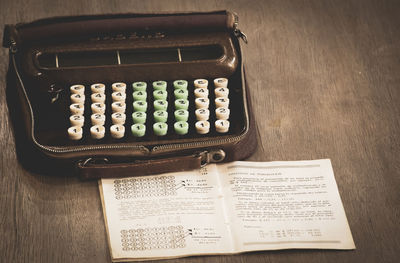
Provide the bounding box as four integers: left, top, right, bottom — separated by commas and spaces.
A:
3, 11, 257, 179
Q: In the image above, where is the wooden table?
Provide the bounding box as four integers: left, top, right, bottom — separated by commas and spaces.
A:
1, 0, 399, 262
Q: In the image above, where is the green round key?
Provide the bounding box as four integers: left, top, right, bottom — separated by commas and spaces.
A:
174, 89, 188, 99
174, 121, 189, 135
174, 109, 189, 122
132, 111, 147, 124
154, 100, 168, 111
133, 91, 147, 101
153, 122, 168, 136
133, 101, 148, 112
153, 110, 168, 123
132, 82, 147, 91
152, 80, 167, 90
153, 90, 168, 100
174, 99, 189, 110
131, 123, 146, 137
173, 80, 188, 90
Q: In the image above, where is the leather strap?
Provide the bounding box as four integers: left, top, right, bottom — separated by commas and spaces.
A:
77, 154, 203, 180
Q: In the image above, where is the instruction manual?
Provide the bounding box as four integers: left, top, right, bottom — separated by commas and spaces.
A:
99, 159, 355, 261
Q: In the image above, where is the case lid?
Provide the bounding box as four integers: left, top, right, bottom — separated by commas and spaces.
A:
3, 11, 237, 49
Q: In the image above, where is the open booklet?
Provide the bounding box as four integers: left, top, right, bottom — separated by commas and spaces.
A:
99, 159, 355, 261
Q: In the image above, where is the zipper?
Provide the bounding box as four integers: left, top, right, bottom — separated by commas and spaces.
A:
233, 13, 248, 44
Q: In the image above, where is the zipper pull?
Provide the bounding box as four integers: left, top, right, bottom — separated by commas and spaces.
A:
10, 38, 17, 53
199, 149, 226, 167
232, 13, 248, 44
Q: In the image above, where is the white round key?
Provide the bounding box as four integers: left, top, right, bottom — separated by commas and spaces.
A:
91, 92, 106, 103
91, 113, 106, 126
215, 97, 230, 108
90, 125, 105, 139
70, 103, 84, 115
69, 115, 84, 127
195, 108, 210, 121
111, 101, 126, 113
195, 120, 210, 134
215, 119, 230, 133
215, 107, 230, 120
110, 124, 125, 139
68, 126, 83, 140
213, 78, 228, 88
70, 84, 85, 95
112, 91, 126, 102
194, 79, 208, 89
70, 94, 85, 104
215, 87, 229, 98
194, 88, 209, 98
111, 112, 126, 124
195, 97, 210, 109
91, 103, 106, 114
112, 82, 126, 92
91, 83, 105, 94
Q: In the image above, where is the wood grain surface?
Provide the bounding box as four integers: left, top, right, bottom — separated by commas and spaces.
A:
0, 0, 399, 262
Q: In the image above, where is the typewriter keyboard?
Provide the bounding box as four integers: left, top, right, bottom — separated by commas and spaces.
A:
67, 78, 231, 140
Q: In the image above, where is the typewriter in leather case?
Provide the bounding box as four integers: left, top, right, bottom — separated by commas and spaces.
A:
3, 11, 257, 179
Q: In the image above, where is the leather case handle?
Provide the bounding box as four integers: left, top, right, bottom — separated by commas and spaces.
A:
77, 153, 204, 180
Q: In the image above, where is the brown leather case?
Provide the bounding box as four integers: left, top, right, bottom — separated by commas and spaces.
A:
3, 11, 257, 179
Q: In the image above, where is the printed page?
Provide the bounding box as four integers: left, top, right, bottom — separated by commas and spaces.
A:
218, 159, 355, 252
99, 164, 234, 261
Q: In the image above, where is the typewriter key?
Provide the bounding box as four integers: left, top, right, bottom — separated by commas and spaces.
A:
91, 83, 105, 94
154, 100, 168, 111
195, 108, 210, 121
112, 82, 126, 92
153, 90, 168, 100
152, 80, 167, 91
215, 87, 229, 98
133, 101, 148, 112
174, 121, 189, 135
91, 113, 106, 126
132, 91, 147, 101
111, 112, 126, 125
215, 107, 230, 120
174, 109, 189, 122
132, 82, 147, 91
70, 103, 84, 115
112, 91, 126, 102
131, 123, 146, 137
70, 84, 85, 95
91, 103, 106, 114
132, 111, 147, 124
110, 124, 125, 139
90, 125, 105, 139
215, 97, 230, 108
195, 120, 210, 134
195, 97, 210, 109
70, 94, 85, 104
194, 79, 208, 89
69, 115, 84, 127
174, 89, 188, 99
111, 102, 126, 113
153, 122, 168, 136
213, 78, 228, 88
173, 80, 188, 90
215, 120, 230, 133
174, 99, 189, 110
68, 126, 83, 140
91, 92, 106, 103
194, 88, 209, 98
153, 110, 168, 123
